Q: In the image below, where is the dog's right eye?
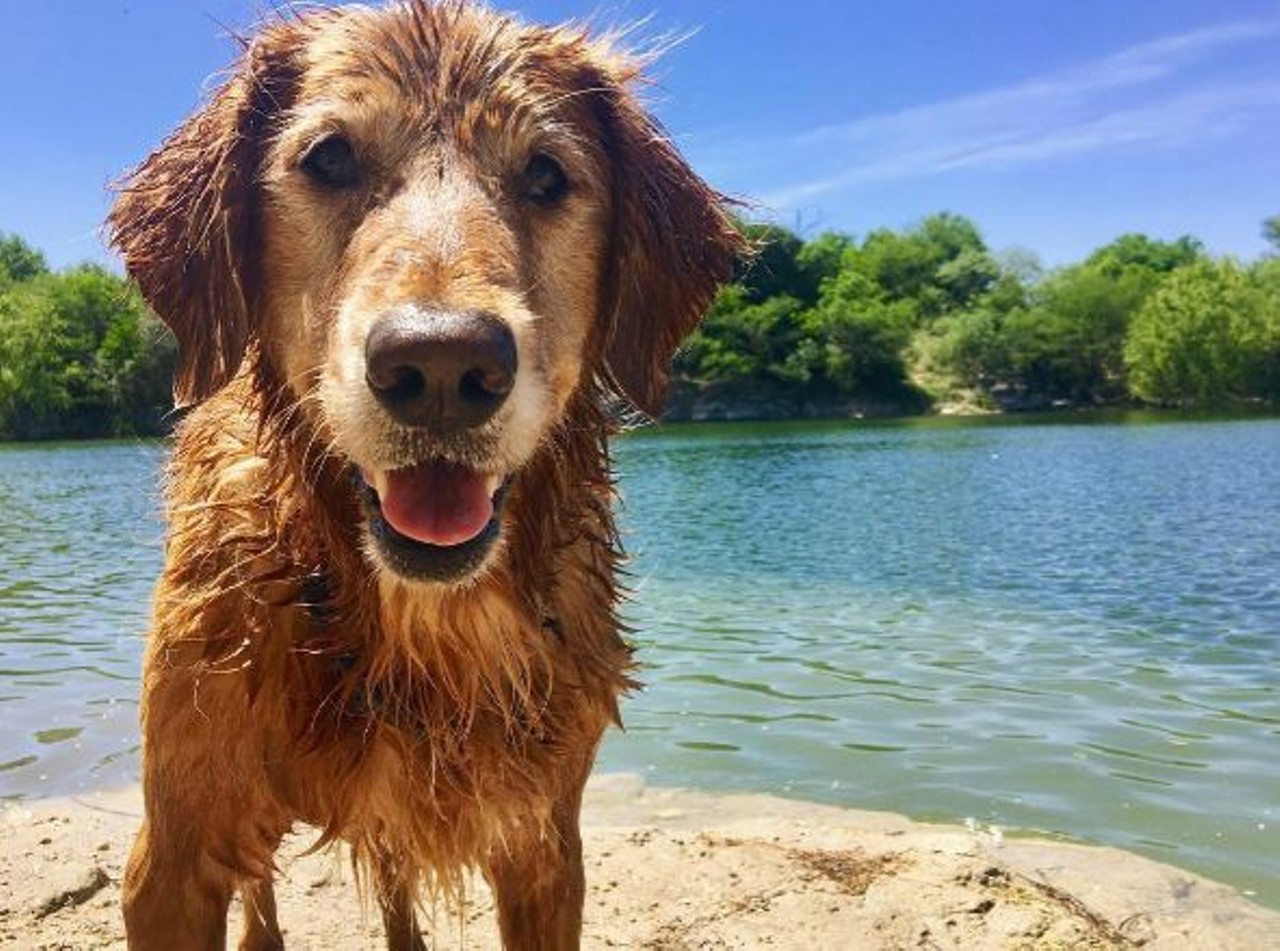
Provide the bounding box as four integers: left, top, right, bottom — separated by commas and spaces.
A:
521, 153, 570, 206
300, 134, 361, 189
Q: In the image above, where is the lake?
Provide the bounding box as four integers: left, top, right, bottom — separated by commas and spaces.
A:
1, 415, 1277, 909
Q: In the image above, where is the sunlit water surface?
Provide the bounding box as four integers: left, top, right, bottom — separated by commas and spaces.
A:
1, 417, 1277, 907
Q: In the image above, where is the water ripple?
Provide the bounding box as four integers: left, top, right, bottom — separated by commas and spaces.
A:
599, 416, 1280, 909
0, 442, 161, 800
4, 420, 1280, 910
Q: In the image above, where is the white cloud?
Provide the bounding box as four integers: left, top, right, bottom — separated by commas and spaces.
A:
726, 18, 1280, 211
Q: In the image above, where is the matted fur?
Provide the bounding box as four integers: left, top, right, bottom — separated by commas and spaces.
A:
109, 2, 743, 949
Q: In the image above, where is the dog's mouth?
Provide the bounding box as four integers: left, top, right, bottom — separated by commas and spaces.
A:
357, 460, 511, 582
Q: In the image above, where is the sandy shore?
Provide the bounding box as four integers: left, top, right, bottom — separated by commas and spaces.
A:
3, 774, 1276, 950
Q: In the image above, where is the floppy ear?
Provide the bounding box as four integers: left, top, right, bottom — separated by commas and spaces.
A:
108, 26, 302, 407
593, 61, 747, 417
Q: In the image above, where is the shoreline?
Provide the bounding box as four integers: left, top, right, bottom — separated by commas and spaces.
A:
5, 401, 1280, 446
4, 774, 1278, 949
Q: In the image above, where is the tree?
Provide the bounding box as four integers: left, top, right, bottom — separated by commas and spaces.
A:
0, 255, 174, 438
918, 212, 987, 263
807, 267, 914, 393
676, 286, 808, 383
855, 227, 937, 311
662, 216, 1271, 416
0, 277, 70, 436
854, 212, 992, 322
1263, 216, 1280, 257
733, 223, 816, 305
1085, 233, 1203, 276
932, 306, 1012, 388
995, 247, 1045, 288
1124, 260, 1266, 406
924, 250, 1037, 395
0, 233, 48, 287
935, 246, 1000, 312
1002, 264, 1153, 402
795, 232, 853, 302
1246, 257, 1280, 398
961, 234, 1206, 405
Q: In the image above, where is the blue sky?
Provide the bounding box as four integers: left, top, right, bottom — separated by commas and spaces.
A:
4, 1, 1278, 271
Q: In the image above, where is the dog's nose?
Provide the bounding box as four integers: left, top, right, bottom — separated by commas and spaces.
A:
365, 309, 517, 430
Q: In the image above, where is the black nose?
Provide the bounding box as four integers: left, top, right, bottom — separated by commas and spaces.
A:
365, 309, 517, 430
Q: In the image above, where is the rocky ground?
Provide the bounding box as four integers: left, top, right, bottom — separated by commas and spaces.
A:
3, 775, 1277, 950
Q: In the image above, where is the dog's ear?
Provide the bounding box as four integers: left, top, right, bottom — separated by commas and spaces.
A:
108, 26, 303, 407
592, 58, 747, 417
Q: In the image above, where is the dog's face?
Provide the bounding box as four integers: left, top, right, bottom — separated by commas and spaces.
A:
260, 11, 616, 581
111, 2, 741, 585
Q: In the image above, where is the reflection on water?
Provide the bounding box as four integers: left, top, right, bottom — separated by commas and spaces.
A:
1, 417, 1278, 908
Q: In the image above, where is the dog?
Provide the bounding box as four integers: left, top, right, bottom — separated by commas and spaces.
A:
108, 2, 742, 948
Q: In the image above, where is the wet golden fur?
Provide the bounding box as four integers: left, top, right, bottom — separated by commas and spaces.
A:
108, 3, 742, 948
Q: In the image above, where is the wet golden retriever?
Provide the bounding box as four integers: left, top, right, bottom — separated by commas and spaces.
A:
108, 3, 741, 948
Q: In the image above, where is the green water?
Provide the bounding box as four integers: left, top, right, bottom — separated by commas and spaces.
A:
1, 416, 1278, 908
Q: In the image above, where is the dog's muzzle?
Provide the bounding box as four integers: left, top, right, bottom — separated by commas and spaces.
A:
358, 308, 518, 582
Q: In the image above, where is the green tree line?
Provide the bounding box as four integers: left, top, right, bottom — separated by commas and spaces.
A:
2, 214, 1279, 441
0, 233, 174, 439
677, 213, 1280, 412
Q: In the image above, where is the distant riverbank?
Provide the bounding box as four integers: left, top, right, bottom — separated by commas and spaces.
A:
2, 390, 1277, 442
658, 376, 1278, 424
661, 377, 930, 422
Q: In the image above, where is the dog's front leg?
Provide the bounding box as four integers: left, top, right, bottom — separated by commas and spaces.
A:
484, 769, 589, 951
372, 853, 428, 951
124, 648, 286, 950
239, 876, 285, 951
122, 818, 237, 951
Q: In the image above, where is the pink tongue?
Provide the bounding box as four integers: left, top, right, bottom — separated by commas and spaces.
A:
377, 461, 494, 547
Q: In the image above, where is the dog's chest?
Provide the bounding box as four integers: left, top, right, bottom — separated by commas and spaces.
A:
279, 578, 573, 838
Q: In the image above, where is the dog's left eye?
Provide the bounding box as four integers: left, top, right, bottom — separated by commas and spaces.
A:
521, 153, 569, 205
300, 134, 362, 189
